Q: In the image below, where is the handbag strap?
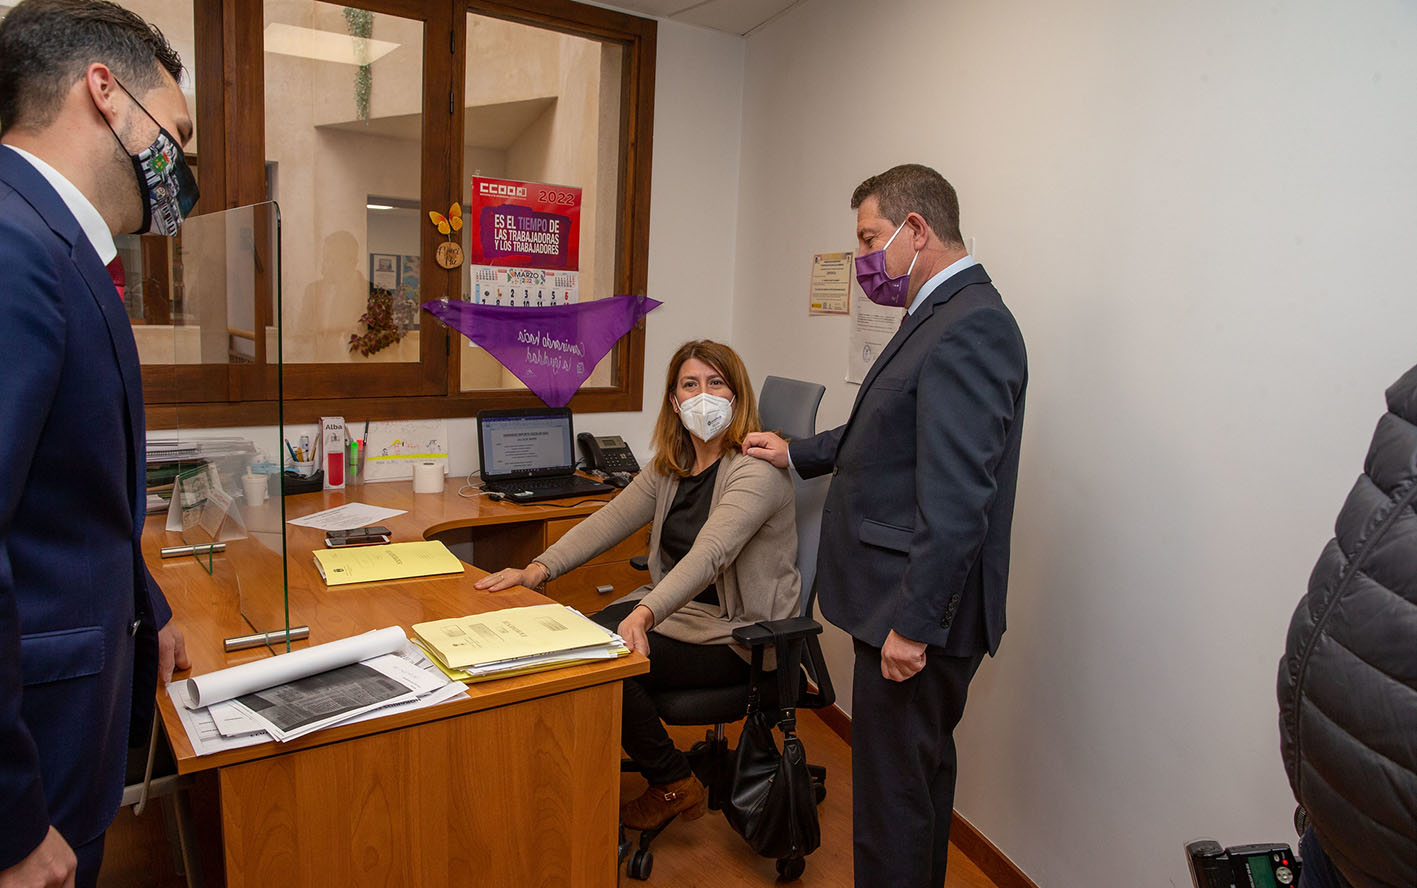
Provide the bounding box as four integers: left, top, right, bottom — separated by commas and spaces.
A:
742, 627, 809, 735
744, 642, 767, 714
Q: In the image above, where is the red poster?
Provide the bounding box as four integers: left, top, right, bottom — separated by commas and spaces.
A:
470, 176, 581, 271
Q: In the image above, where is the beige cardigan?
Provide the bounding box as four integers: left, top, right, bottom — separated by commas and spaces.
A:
534, 451, 800, 663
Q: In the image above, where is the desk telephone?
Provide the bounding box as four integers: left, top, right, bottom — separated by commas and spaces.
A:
578, 432, 640, 478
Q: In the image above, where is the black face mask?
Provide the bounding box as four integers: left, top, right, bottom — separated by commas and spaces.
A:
101, 78, 199, 235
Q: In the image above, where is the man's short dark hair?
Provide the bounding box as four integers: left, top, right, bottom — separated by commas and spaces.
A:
851, 164, 965, 247
0, 0, 183, 136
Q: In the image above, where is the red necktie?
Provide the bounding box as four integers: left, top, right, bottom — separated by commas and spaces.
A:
107, 255, 125, 302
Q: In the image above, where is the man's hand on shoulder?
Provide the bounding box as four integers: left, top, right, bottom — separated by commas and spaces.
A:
741, 431, 789, 469
158, 621, 190, 684
0, 827, 76, 888
881, 630, 927, 682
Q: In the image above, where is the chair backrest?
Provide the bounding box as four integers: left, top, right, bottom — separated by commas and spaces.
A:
758, 376, 829, 621
759, 376, 824, 442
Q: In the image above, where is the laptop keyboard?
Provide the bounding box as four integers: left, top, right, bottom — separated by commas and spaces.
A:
484, 474, 610, 497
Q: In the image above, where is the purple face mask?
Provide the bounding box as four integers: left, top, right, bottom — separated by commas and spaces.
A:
855, 220, 919, 307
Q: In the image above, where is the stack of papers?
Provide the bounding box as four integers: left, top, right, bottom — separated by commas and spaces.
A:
147, 436, 259, 465
169, 627, 466, 754
413, 604, 629, 682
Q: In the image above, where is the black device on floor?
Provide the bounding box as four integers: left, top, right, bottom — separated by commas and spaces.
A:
477, 407, 613, 503
1186, 839, 1298, 888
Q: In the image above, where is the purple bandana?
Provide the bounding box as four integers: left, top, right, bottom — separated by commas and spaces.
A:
423, 294, 662, 407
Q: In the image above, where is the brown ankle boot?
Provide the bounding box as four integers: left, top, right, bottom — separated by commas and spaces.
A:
620, 775, 707, 831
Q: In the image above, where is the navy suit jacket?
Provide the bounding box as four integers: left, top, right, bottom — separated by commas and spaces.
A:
0, 147, 171, 866
791, 264, 1026, 655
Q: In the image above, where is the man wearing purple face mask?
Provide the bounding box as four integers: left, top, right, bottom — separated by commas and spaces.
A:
744, 164, 1027, 888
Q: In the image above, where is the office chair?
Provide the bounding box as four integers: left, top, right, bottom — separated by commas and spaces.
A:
619, 376, 836, 882
122, 713, 204, 887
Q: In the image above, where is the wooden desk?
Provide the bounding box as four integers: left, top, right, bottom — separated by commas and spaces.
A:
149, 478, 649, 887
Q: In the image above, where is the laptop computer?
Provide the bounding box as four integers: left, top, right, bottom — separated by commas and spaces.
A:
477, 407, 614, 503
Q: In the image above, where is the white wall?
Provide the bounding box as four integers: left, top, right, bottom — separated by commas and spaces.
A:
729, 0, 1417, 885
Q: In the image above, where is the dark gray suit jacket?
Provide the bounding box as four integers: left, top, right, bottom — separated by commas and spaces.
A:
791, 264, 1026, 655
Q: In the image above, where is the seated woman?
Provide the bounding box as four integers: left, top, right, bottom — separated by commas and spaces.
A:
475, 339, 800, 831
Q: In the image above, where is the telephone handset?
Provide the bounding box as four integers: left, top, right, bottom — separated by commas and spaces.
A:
577, 432, 641, 475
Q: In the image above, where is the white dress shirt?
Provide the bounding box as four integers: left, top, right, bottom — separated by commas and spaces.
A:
907, 254, 977, 316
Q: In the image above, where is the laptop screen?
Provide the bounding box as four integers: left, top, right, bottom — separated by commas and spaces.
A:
478, 408, 577, 479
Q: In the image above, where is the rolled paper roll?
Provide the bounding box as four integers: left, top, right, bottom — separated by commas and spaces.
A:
412, 460, 445, 494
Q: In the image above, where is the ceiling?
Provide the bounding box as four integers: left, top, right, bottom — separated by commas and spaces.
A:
602, 0, 802, 37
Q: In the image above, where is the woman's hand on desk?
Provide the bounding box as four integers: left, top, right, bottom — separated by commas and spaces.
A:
617, 604, 655, 657
474, 561, 550, 592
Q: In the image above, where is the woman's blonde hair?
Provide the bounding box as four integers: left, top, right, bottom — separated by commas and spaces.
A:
649, 340, 761, 478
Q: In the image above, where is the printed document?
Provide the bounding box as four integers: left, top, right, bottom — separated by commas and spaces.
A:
413, 603, 615, 670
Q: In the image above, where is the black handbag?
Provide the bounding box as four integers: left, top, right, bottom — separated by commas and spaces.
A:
722, 646, 821, 860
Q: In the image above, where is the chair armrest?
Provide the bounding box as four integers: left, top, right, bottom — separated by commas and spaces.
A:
731, 617, 820, 646
733, 618, 836, 711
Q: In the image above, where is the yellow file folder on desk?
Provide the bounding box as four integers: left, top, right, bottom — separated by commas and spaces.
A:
312, 540, 465, 585
412, 637, 630, 684
413, 603, 615, 670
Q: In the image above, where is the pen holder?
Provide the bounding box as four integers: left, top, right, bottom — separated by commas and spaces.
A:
292, 459, 316, 478
347, 450, 364, 486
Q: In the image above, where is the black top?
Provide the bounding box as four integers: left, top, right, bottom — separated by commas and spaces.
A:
658, 458, 722, 607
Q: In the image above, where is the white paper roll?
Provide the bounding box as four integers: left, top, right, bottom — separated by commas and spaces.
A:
181, 626, 407, 710
412, 460, 445, 494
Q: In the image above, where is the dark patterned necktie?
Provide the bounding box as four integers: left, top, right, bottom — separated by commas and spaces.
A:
107, 255, 126, 302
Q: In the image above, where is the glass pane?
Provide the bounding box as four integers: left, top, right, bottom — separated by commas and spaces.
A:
265, 0, 424, 364
458, 14, 625, 392
159, 202, 290, 641
109, 0, 199, 363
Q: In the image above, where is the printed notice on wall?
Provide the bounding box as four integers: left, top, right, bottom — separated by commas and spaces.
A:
846, 281, 905, 385
808, 251, 853, 316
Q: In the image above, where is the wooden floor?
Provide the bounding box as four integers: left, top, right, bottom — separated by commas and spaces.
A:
100, 709, 999, 887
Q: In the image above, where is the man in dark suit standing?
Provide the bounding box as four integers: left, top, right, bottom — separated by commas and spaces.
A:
0, 2, 195, 884
744, 164, 1027, 887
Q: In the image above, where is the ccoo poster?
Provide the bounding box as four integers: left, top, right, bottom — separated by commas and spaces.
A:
469, 176, 581, 305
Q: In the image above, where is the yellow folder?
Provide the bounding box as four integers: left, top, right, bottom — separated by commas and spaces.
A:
312, 540, 465, 586
413, 603, 615, 670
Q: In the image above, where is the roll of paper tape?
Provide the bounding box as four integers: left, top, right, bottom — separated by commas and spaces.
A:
412, 460, 445, 494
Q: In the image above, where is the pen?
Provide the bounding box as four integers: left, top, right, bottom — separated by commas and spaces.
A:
285, 440, 299, 463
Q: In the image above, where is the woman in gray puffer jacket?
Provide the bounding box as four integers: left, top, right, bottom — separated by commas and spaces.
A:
1278, 363, 1417, 888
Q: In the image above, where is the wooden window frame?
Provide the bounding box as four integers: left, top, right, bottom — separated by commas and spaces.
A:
147, 0, 654, 429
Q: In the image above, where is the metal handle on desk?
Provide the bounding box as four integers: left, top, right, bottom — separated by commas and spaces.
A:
160, 542, 227, 558
223, 626, 311, 652
596, 584, 615, 595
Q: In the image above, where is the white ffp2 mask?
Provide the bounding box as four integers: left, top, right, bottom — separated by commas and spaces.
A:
676, 392, 734, 442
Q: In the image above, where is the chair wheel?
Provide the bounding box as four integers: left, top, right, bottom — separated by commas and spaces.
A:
627, 848, 654, 880
776, 856, 806, 880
